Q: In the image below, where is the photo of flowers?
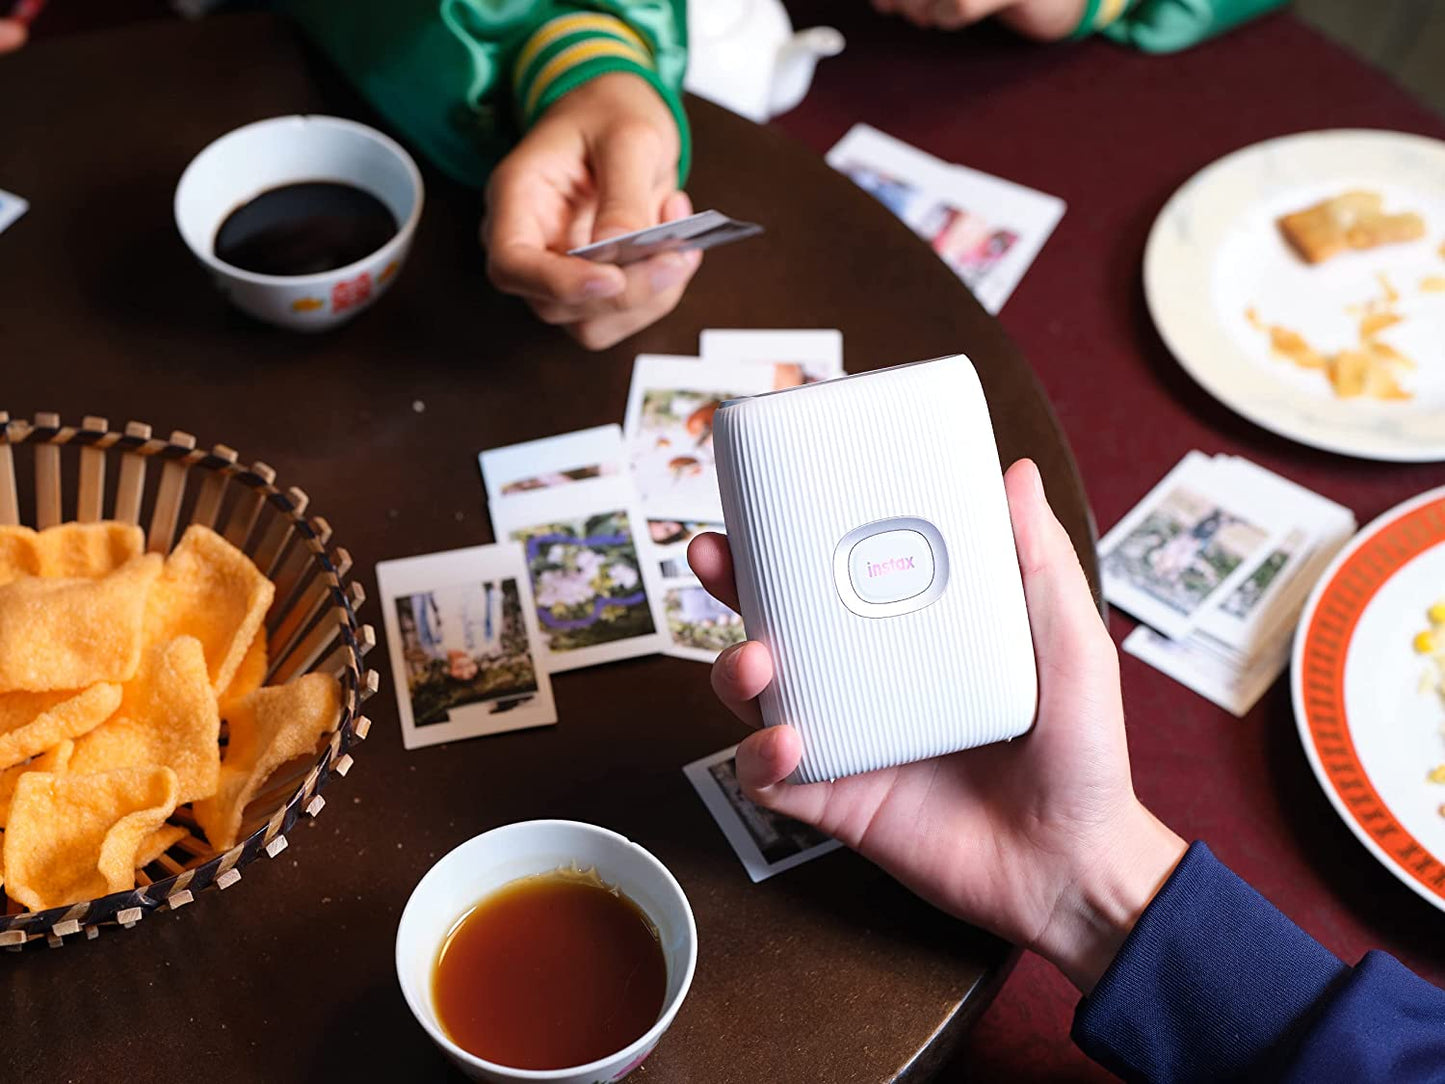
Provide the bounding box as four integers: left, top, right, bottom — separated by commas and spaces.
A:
510, 509, 657, 653
394, 578, 540, 728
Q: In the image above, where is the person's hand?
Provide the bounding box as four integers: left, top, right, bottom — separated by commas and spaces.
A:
687, 459, 1187, 992
483, 71, 700, 351
870, 0, 1087, 40
0, 18, 28, 53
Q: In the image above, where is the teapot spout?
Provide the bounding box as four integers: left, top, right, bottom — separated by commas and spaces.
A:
769, 26, 844, 117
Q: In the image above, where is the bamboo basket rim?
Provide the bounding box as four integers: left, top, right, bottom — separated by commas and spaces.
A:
0, 412, 378, 949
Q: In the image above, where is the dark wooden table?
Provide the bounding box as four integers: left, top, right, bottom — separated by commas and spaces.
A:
769, 3, 1445, 1078
0, 15, 1097, 1083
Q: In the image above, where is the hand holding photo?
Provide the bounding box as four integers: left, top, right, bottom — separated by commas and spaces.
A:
683, 746, 842, 882
568, 210, 762, 265
376, 544, 556, 750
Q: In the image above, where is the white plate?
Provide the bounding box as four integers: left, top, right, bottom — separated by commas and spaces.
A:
1144, 129, 1445, 462
1292, 487, 1445, 912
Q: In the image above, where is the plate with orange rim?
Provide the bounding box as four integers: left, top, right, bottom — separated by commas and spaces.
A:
1293, 486, 1445, 911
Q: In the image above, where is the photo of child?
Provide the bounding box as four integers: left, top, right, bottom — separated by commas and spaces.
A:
395, 578, 540, 727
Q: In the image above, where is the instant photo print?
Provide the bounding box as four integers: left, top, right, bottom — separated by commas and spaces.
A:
713, 354, 1038, 785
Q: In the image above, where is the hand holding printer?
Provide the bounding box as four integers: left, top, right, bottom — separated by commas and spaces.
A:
690, 458, 1188, 993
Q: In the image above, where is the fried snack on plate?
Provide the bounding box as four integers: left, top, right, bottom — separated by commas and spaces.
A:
0, 739, 73, 827
219, 629, 268, 720
0, 684, 122, 772
0, 554, 160, 693
2, 765, 179, 911
134, 824, 189, 870
194, 672, 340, 852
1277, 190, 1425, 264
69, 636, 221, 804
145, 526, 275, 694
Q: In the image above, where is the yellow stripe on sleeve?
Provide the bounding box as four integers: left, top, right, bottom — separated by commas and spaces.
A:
514, 12, 651, 89
522, 37, 654, 118
1094, 0, 1130, 28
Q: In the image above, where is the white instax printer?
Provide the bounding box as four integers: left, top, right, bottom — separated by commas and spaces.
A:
713, 354, 1038, 784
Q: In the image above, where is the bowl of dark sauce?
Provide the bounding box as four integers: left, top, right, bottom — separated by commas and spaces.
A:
175, 115, 423, 330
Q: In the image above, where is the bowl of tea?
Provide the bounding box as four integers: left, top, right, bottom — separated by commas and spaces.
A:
396, 820, 697, 1083
174, 114, 423, 331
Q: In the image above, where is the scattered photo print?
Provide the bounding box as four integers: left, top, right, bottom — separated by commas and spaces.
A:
629, 386, 731, 506
1101, 487, 1269, 618
500, 463, 614, 496
375, 543, 556, 749
699, 329, 845, 387
395, 578, 539, 727
512, 510, 657, 653
684, 746, 843, 881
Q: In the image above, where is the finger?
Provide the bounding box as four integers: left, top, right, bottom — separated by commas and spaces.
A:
709, 640, 772, 728
1004, 459, 1113, 682
591, 128, 668, 243
931, 0, 972, 29
531, 245, 700, 329
734, 725, 803, 793
489, 244, 626, 306
898, 0, 939, 26
0, 19, 26, 53
661, 188, 693, 225
687, 532, 740, 613
559, 253, 699, 348
484, 179, 625, 305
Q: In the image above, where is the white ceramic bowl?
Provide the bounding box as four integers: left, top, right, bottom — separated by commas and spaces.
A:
395, 820, 697, 1084
173, 114, 423, 331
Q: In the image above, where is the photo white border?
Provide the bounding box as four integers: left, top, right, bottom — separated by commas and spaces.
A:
375, 543, 557, 750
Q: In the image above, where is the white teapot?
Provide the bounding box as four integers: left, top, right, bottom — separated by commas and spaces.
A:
683, 0, 844, 123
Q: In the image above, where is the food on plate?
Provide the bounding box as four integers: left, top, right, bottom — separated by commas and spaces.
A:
1422, 276, 1445, 293
0, 522, 340, 914
1414, 598, 1445, 817
1246, 275, 1420, 401
1276, 190, 1425, 264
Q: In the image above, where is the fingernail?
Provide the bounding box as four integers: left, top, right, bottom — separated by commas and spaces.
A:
581, 276, 622, 299
651, 254, 690, 292
723, 644, 744, 679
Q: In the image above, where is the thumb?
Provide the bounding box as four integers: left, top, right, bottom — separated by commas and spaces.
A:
0, 19, 28, 53
590, 129, 667, 243
1003, 459, 1113, 690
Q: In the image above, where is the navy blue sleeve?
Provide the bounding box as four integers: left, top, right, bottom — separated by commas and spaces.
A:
1071, 842, 1445, 1082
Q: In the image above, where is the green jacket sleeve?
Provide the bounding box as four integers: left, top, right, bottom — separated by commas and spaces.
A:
279, 0, 689, 188
1071, 0, 1287, 52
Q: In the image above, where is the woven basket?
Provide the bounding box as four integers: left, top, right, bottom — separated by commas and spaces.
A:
0, 412, 378, 948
